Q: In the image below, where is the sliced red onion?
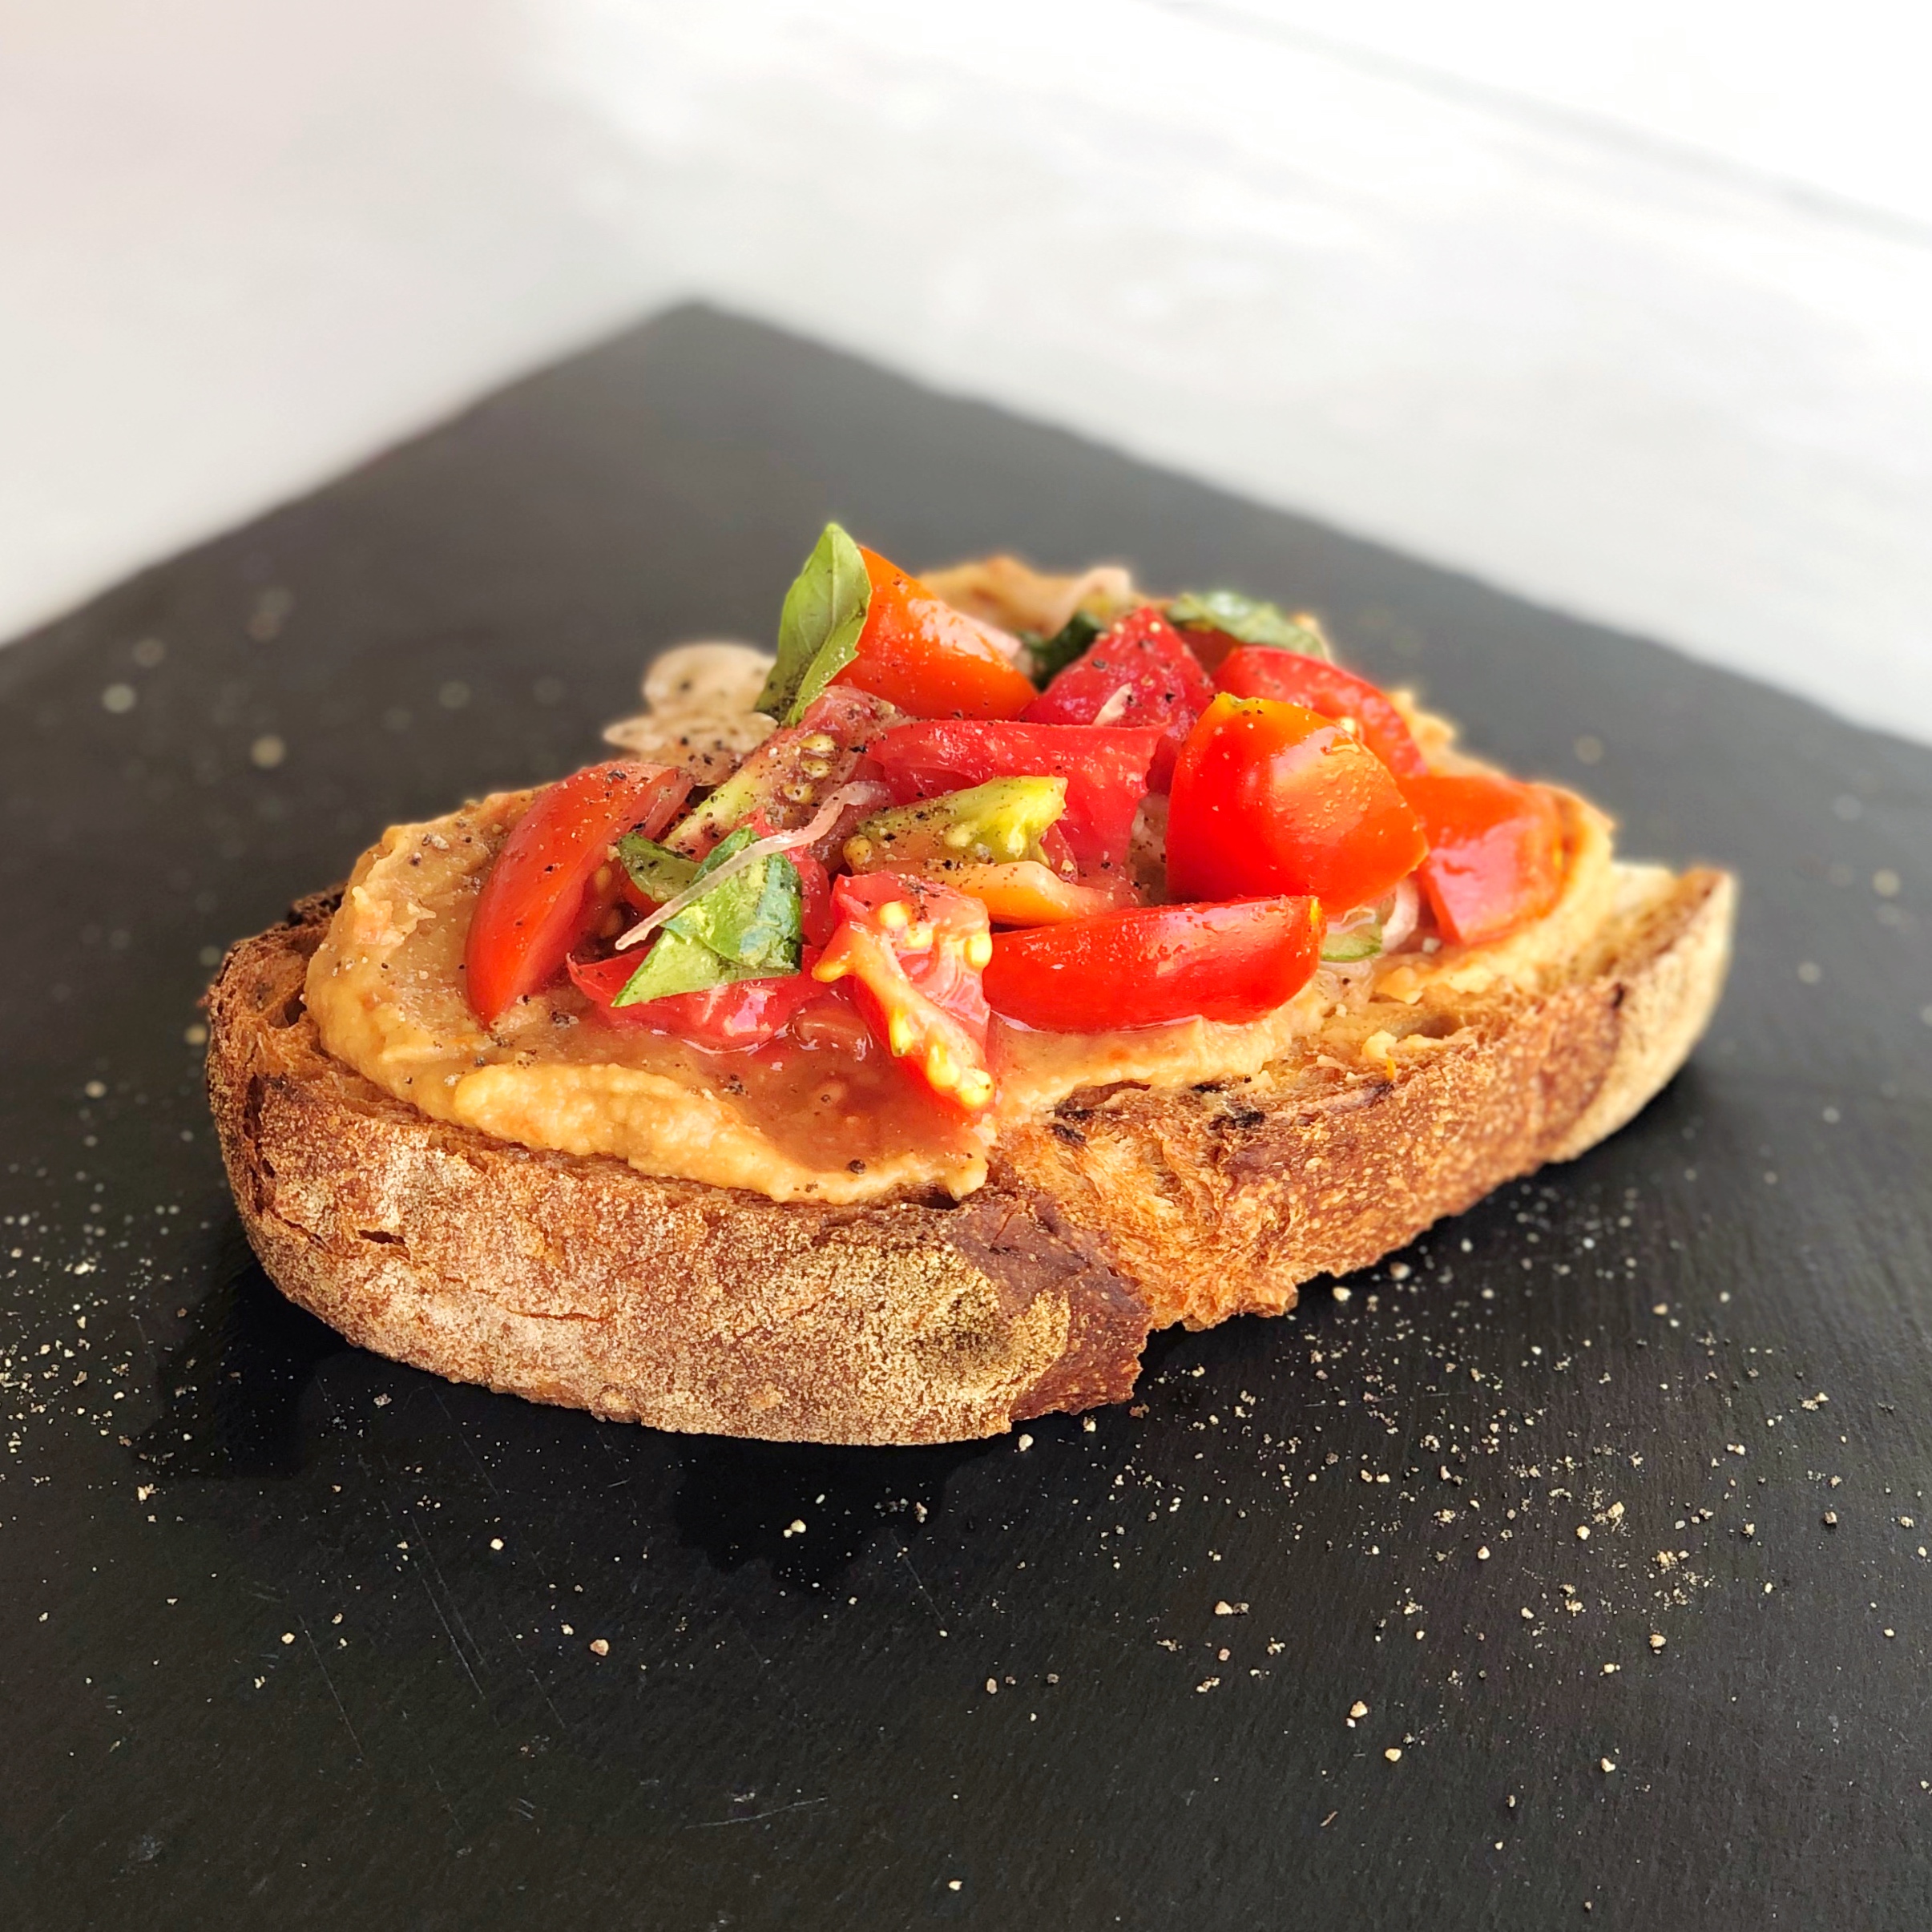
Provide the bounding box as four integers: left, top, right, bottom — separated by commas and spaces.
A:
1381, 878, 1421, 953
611, 781, 889, 953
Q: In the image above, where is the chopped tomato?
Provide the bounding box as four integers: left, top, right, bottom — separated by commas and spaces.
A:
869, 720, 1162, 871
833, 547, 1037, 720
666, 686, 896, 859
983, 897, 1321, 1032
567, 950, 829, 1051
1167, 695, 1427, 911
466, 761, 690, 1026
1213, 646, 1428, 779
937, 861, 1129, 926
813, 873, 995, 1111
1403, 774, 1566, 945
1022, 605, 1216, 789
790, 849, 837, 946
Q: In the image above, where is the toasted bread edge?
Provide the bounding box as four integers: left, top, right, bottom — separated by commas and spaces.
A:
206, 869, 1733, 1444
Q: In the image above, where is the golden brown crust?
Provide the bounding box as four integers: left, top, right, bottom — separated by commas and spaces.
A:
208, 868, 1734, 1443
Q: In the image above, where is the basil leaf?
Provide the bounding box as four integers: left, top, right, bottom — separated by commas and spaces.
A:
611, 927, 764, 1006
666, 829, 802, 977
610, 828, 804, 1006
1168, 590, 1331, 660
756, 522, 873, 722
614, 833, 698, 905
1023, 608, 1106, 688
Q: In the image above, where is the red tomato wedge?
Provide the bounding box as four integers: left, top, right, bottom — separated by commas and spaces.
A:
567, 950, 829, 1051
869, 720, 1162, 871
813, 873, 995, 1111
466, 761, 690, 1026
1403, 774, 1567, 946
1168, 695, 1427, 910
1213, 646, 1428, 779
833, 547, 1037, 720
1022, 605, 1216, 789
983, 897, 1321, 1032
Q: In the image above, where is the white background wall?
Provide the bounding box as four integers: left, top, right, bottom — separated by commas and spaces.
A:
5, 1, 1930, 740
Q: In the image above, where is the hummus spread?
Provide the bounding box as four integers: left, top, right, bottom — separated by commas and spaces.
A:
305, 782, 1615, 1207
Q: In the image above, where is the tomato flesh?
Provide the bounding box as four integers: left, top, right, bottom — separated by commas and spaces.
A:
466, 761, 690, 1026
1022, 605, 1216, 789
833, 547, 1036, 720
1167, 695, 1426, 910
1404, 774, 1566, 945
869, 720, 1161, 871
984, 898, 1321, 1032
940, 861, 1130, 926
1213, 646, 1427, 779
813, 873, 995, 1111
666, 686, 897, 859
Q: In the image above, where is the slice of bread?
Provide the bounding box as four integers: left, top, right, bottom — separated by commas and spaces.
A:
206, 851, 1733, 1445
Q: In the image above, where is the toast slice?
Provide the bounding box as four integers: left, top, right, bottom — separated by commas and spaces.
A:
207, 859, 1733, 1446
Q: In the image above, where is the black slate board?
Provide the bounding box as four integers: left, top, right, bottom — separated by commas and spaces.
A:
3, 306, 1930, 1931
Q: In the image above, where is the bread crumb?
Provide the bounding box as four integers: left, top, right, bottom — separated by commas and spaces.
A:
589, 1638, 609, 1656
1648, 1633, 1666, 1651
490, 1537, 503, 1551
1600, 1757, 1616, 1774
1477, 1546, 1491, 1561
1349, 1700, 1369, 1719
1016, 1434, 1034, 1451
1385, 1747, 1402, 1763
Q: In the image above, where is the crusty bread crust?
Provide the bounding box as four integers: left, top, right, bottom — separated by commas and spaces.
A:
207, 867, 1733, 1444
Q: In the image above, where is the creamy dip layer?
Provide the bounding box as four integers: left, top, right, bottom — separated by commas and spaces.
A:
306, 786, 1614, 1206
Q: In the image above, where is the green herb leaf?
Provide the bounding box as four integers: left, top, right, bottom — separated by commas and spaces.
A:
756, 522, 873, 722
1168, 590, 1331, 660
665, 828, 803, 977
610, 827, 804, 1006
1022, 608, 1106, 688
611, 927, 764, 1006
613, 833, 698, 905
